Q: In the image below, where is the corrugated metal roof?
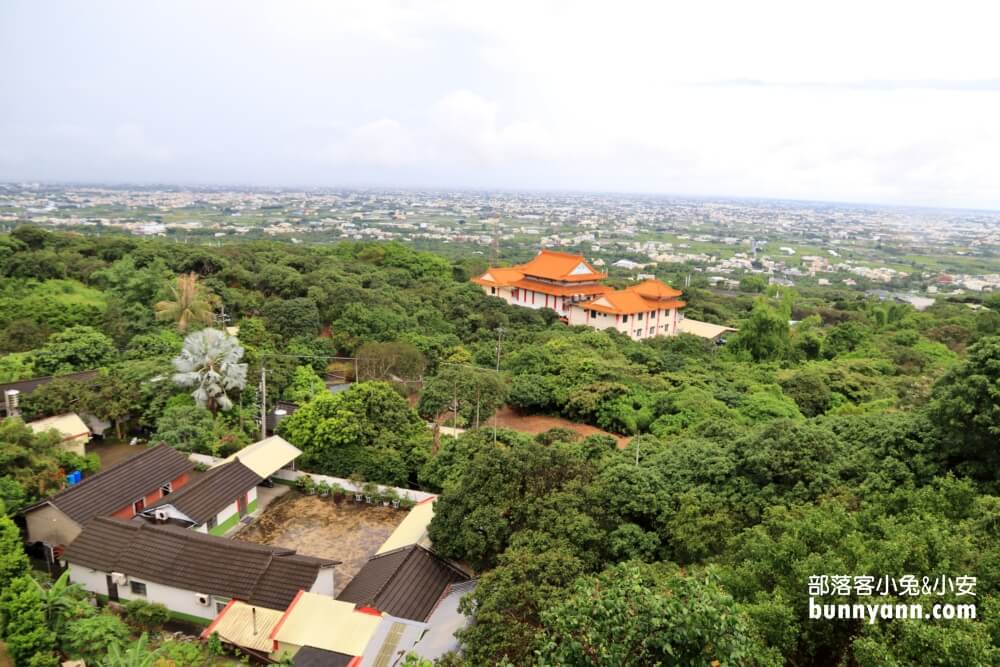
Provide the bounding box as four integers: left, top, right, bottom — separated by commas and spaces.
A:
204, 601, 284, 653
222, 436, 301, 479
272, 592, 382, 657
375, 499, 435, 555
63, 517, 338, 610
337, 546, 469, 622
145, 460, 261, 524
26, 444, 193, 524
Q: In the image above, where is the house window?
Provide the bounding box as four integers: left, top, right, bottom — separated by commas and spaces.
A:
215, 598, 230, 614
490, 287, 496, 295
133, 498, 145, 514
635, 329, 642, 337
622, 315, 629, 323
637, 312, 643, 320
649, 328, 655, 335
130, 581, 147, 596
160, 483, 172, 496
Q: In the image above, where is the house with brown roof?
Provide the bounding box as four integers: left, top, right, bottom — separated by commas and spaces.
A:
0, 370, 99, 418
22, 443, 194, 559
138, 459, 262, 536
63, 516, 338, 624
336, 545, 470, 623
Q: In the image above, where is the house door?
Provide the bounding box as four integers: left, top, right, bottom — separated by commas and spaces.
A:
237, 492, 248, 517
106, 575, 119, 602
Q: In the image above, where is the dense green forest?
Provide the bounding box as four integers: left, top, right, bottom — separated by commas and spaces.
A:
1, 225, 999, 665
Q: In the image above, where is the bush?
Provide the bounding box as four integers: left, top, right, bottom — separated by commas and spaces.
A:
154, 639, 206, 666
123, 598, 170, 633
63, 613, 130, 662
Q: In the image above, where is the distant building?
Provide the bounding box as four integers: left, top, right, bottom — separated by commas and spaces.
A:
472, 248, 611, 314
567, 279, 686, 341
475, 248, 729, 342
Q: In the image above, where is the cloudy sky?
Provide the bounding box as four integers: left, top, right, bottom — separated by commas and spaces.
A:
2, 1, 999, 208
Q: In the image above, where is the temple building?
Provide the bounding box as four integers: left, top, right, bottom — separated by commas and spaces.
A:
471, 248, 611, 314
566, 278, 686, 340
474, 248, 730, 342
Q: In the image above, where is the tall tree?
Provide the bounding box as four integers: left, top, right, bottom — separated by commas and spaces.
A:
537, 563, 776, 667
154, 272, 217, 332
31, 325, 117, 375
930, 335, 1000, 478
171, 329, 248, 413
417, 365, 507, 428
731, 300, 791, 362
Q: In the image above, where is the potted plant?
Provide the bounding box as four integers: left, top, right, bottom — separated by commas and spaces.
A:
349, 472, 365, 502
331, 483, 345, 504
296, 475, 316, 496
398, 497, 417, 510
383, 488, 398, 508
317, 481, 331, 498
362, 482, 378, 504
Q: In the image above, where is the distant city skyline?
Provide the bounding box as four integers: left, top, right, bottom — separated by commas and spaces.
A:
3, 1, 999, 209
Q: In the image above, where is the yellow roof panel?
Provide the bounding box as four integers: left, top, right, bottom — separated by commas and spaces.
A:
27, 413, 90, 441
272, 592, 382, 656
676, 318, 737, 339
376, 498, 435, 555
203, 601, 284, 653
222, 435, 301, 478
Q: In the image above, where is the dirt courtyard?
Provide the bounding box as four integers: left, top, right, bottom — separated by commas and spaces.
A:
234, 491, 406, 588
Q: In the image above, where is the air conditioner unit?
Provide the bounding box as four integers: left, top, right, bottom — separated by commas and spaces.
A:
111, 572, 128, 586
153, 509, 169, 522
195, 593, 211, 606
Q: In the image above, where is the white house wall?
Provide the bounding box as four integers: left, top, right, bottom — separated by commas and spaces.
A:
309, 567, 336, 597
68, 563, 231, 624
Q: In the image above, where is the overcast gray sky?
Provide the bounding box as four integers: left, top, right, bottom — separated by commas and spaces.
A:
2, 1, 999, 208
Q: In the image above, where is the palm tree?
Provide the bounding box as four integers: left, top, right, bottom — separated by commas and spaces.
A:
155, 272, 217, 332
172, 328, 248, 413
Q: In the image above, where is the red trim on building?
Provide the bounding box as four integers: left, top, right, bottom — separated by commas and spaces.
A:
269, 590, 305, 640
416, 495, 437, 505
356, 606, 382, 616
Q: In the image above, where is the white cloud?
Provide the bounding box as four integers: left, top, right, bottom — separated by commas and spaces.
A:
2, 0, 1000, 206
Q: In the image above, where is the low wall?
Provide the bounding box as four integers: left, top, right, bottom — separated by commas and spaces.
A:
187, 453, 436, 504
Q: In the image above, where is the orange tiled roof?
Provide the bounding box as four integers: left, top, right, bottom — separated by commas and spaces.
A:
580, 279, 686, 315
626, 278, 683, 300
517, 249, 605, 282
511, 279, 611, 297
472, 267, 524, 287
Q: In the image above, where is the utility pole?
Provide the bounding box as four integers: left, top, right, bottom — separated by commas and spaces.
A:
493, 326, 503, 445
259, 365, 267, 441
634, 433, 642, 466
495, 326, 503, 372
